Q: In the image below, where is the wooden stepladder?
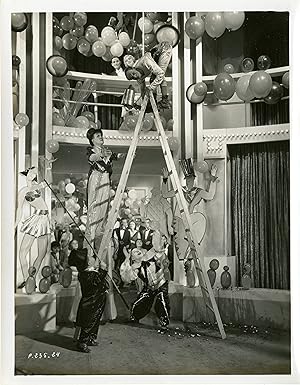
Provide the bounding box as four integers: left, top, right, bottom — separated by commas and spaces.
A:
97, 91, 226, 339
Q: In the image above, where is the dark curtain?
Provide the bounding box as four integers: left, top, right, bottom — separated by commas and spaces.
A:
230, 141, 289, 289
251, 98, 289, 126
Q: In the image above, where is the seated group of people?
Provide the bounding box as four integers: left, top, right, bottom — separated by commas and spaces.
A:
112, 217, 173, 284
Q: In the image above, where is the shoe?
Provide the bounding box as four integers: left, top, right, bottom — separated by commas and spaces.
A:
87, 338, 99, 346
77, 342, 91, 353
129, 315, 139, 324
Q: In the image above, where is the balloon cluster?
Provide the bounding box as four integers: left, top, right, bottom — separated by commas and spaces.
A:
236, 70, 284, 104
53, 13, 133, 61
185, 12, 245, 40
138, 13, 176, 52
241, 55, 271, 73
109, 185, 142, 219
51, 176, 88, 226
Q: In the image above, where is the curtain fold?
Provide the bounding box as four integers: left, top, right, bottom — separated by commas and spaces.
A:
230, 141, 289, 289
251, 99, 289, 126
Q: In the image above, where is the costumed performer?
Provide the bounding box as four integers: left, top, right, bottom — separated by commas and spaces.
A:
120, 229, 170, 329
68, 246, 108, 353
124, 41, 172, 110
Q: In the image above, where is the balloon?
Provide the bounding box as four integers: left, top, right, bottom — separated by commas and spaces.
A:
72, 203, 80, 212
263, 81, 283, 104
123, 192, 128, 199
249, 70, 272, 98
101, 26, 117, 46
62, 33, 77, 50
257, 55, 271, 70
223, 11, 245, 31
145, 12, 159, 22
125, 198, 133, 207
205, 12, 226, 39
194, 160, 209, 173
119, 31, 130, 47
168, 137, 179, 151
235, 75, 255, 102
66, 116, 77, 127
74, 12, 87, 27
92, 39, 106, 57
60, 267, 72, 288
110, 42, 124, 57
110, 189, 116, 197
185, 16, 205, 40
15, 113, 29, 127
75, 115, 90, 129
53, 16, 59, 25
153, 21, 164, 33
194, 81, 208, 97
124, 114, 138, 130
39, 277, 51, 293
213, 73, 236, 101
54, 36, 63, 50
85, 26, 99, 43
77, 38, 91, 56
70, 26, 84, 37
82, 111, 95, 121
166, 119, 174, 131
52, 112, 64, 126
97, 120, 102, 129
65, 178, 71, 184
46, 55, 68, 77
24, 276, 36, 294
65, 183, 76, 194
53, 23, 63, 36
282, 72, 289, 89
138, 17, 153, 33
60, 16, 74, 31
124, 208, 131, 215
141, 113, 154, 132
101, 47, 113, 62
41, 266, 52, 278
12, 55, 21, 68
128, 189, 137, 199
186, 84, 206, 104
46, 139, 59, 154
156, 25, 180, 47
241, 57, 254, 73
224, 64, 234, 74
144, 33, 155, 45
11, 13, 28, 32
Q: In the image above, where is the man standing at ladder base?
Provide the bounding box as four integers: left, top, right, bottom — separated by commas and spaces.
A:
120, 229, 171, 329
124, 41, 172, 110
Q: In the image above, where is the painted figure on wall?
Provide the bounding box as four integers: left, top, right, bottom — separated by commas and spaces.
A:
161, 159, 218, 286
15, 166, 51, 292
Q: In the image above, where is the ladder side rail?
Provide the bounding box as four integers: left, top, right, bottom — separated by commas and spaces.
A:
150, 93, 226, 339
97, 95, 149, 260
